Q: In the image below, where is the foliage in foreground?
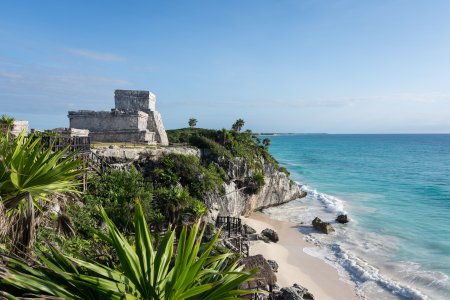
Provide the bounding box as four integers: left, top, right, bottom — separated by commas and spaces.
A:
0, 202, 255, 299
0, 131, 83, 254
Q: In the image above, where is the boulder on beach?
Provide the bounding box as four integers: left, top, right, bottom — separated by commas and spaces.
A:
312, 217, 334, 234
238, 255, 277, 292
243, 224, 257, 235
336, 214, 349, 224
267, 259, 279, 273
258, 234, 271, 243
276, 283, 314, 300
261, 228, 279, 243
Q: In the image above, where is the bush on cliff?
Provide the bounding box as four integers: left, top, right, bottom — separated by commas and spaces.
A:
167, 127, 285, 174
149, 153, 225, 199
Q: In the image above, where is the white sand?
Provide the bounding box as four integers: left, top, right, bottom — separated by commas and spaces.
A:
243, 212, 358, 300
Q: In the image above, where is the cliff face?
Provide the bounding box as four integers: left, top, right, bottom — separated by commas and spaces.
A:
93, 146, 305, 220
204, 156, 305, 219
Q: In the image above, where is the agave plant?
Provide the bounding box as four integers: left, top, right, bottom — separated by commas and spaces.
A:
0, 201, 255, 299
0, 131, 83, 254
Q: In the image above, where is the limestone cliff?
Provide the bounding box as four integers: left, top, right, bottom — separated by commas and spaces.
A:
204, 156, 305, 219
93, 145, 305, 220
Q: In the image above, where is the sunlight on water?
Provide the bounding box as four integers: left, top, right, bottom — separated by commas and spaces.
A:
264, 134, 450, 300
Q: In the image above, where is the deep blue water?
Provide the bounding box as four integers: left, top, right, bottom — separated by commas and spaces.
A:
265, 134, 450, 299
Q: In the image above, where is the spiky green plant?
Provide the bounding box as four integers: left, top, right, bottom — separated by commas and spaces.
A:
0, 115, 15, 134
0, 201, 255, 299
0, 131, 83, 254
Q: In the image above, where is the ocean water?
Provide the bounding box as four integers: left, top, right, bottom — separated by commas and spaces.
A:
263, 134, 450, 300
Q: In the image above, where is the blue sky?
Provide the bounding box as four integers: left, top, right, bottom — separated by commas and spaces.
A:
1, 0, 450, 133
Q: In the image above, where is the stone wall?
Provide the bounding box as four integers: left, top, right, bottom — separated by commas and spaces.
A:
147, 111, 169, 146
68, 110, 155, 144
90, 130, 155, 144
114, 90, 156, 112
52, 128, 89, 137
68, 89, 168, 145
69, 110, 148, 132
10, 120, 29, 136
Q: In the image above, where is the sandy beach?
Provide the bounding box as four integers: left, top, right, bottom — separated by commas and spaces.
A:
243, 212, 358, 300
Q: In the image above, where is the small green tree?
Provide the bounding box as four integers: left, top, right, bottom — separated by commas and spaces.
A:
231, 118, 245, 132
262, 137, 271, 148
188, 118, 198, 128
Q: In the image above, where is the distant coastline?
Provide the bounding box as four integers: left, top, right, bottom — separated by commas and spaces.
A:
256, 133, 329, 136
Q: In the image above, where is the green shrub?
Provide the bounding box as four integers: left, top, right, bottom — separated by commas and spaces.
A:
81, 167, 159, 231
245, 172, 266, 194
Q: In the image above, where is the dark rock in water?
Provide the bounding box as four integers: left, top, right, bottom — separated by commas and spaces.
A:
261, 228, 279, 243
276, 283, 314, 300
267, 259, 279, 272
312, 217, 334, 234
336, 214, 349, 224
243, 224, 257, 235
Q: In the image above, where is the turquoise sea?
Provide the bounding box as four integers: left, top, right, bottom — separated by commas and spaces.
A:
264, 134, 450, 300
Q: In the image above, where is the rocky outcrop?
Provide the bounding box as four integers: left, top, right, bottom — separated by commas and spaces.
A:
267, 259, 279, 273
276, 283, 314, 300
93, 146, 305, 220
312, 217, 334, 234
261, 228, 279, 243
243, 224, 257, 235
204, 157, 306, 219
336, 214, 349, 224
92, 145, 200, 167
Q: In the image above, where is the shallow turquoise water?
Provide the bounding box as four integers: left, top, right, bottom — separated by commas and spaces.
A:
266, 134, 450, 299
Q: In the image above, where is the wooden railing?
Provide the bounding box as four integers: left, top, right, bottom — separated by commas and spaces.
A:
216, 216, 242, 238
36, 136, 91, 153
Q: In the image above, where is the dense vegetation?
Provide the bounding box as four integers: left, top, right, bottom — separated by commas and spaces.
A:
0, 128, 254, 299
167, 127, 290, 176
0, 119, 293, 299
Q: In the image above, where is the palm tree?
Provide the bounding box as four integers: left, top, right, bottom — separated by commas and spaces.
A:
231, 119, 245, 132
188, 118, 198, 128
0, 201, 255, 299
0, 114, 15, 134
262, 138, 271, 148
218, 128, 232, 146
0, 132, 83, 254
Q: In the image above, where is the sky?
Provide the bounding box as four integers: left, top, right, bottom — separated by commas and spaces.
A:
1, 0, 450, 133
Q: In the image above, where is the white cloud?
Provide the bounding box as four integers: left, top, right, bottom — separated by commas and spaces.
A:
66, 48, 126, 62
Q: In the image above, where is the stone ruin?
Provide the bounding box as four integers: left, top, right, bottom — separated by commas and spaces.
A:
10, 120, 29, 136
68, 89, 169, 145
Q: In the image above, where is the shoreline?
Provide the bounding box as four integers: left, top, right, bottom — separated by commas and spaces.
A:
243, 212, 359, 300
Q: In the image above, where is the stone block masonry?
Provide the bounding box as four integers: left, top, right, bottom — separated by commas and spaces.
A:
68, 89, 169, 145
114, 90, 156, 112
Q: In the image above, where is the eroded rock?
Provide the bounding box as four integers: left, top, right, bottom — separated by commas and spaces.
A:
261, 228, 279, 243
312, 217, 334, 234
243, 224, 257, 235
276, 283, 314, 300
267, 259, 279, 272
336, 214, 349, 224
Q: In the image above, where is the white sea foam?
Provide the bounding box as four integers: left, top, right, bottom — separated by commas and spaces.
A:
264, 183, 450, 299
332, 244, 430, 300
301, 185, 347, 215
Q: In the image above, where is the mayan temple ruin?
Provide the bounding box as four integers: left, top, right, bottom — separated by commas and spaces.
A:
68, 89, 169, 145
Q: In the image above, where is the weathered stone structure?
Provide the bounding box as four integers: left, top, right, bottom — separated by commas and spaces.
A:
52, 128, 89, 138
10, 120, 29, 136
68, 90, 168, 145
